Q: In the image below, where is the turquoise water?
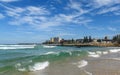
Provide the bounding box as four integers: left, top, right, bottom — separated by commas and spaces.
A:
0, 45, 118, 75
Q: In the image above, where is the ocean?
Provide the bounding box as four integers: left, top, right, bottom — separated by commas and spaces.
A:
0, 45, 120, 75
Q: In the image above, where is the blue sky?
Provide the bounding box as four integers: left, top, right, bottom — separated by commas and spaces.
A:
0, 0, 120, 44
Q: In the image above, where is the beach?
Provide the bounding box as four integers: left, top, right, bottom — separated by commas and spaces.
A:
0, 45, 120, 75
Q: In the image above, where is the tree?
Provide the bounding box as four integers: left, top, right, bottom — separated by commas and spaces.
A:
97, 39, 102, 42
112, 34, 120, 44
89, 36, 92, 42
83, 36, 89, 43
72, 38, 74, 43
113, 36, 117, 42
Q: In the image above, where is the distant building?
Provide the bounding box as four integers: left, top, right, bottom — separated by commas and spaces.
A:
76, 39, 83, 43
50, 37, 61, 44
101, 39, 112, 43
101, 36, 112, 43
50, 38, 54, 43
92, 38, 98, 42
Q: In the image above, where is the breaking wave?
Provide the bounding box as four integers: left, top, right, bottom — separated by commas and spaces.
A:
109, 49, 120, 53
42, 45, 56, 48
88, 49, 120, 58
16, 61, 49, 72
29, 61, 49, 71
0, 45, 36, 50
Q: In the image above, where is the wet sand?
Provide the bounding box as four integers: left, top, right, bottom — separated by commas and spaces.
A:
10, 52, 120, 75
27, 57, 88, 75
40, 52, 120, 75
86, 52, 120, 75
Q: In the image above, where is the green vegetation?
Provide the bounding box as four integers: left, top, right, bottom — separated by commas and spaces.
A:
43, 34, 120, 47
113, 34, 120, 44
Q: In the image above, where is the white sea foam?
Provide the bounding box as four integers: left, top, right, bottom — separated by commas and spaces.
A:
18, 68, 26, 72
88, 54, 100, 58
103, 51, 108, 55
88, 52, 96, 55
68, 51, 72, 55
109, 49, 120, 53
73, 60, 88, 68
84, 70, 93, 75
0, 45, 35, 50
43, 45, 56, 48
96, 51, 102, 55
0, 45, 36, 47
45, 51, 56, 55
15, 63, 21, 68
88, 51, 100, 58
29, 61, 49, 71
78, 60, 88, 68
15, 63, 27, 72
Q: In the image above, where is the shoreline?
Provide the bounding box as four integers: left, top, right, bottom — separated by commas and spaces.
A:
85, 51, 120, 75
42, 43, 120, 47
0, 45, 120, 75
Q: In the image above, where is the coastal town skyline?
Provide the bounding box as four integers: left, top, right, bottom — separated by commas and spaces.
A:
0, 0, 120, 44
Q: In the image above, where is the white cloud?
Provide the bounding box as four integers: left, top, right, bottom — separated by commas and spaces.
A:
114, 11, 120, 15
93, 0, 120, 7
1, 0, 119, 32
85, 0, 120, 15
68, 0, 81, 10
85, 25, 105, 30
57, 33, 76, 37
108, 27, 117, 31
0, 13, 5, 19
67, 0, 89, 15
97, 6, 120, 14
0, 0, 19, 2
26, 6, 50, 16
6, 6, 49, 17
0, 2, 92, 30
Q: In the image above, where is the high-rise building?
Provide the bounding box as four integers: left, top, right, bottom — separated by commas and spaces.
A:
50, 37, 61, 43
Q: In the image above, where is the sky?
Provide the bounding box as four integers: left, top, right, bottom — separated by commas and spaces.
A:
0, 0, 120, 44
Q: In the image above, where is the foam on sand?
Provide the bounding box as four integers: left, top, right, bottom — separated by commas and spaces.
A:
110, 58, 120, 61
84, 70, 93, 75
78, 60, 88, 68
29, 61, 49, 71
73, 60, 88, 68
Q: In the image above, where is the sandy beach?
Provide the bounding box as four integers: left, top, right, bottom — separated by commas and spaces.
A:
27, 51, 120, 75
85, 52, 120, 75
